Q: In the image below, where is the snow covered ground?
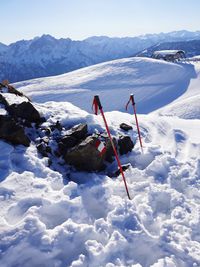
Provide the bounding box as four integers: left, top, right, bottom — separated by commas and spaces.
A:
155, 60, 200, 119
15, 57, 198, 114
0, 57, 200, 267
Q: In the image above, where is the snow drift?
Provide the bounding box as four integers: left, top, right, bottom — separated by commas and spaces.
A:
155, 61, 200, 119
15, 57, 197, 115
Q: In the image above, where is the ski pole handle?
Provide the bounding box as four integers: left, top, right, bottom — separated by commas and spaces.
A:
126, 94, 135, 110
130, 94, 135, 106
94, 95, 102, 110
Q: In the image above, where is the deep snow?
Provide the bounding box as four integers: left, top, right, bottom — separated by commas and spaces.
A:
15, 57, 198, 115
0, 57, 200, 267
155, 60, 200, 119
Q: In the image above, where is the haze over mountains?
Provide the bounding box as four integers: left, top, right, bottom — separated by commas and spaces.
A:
0, 30, 200, 83
138, 39, 200, 58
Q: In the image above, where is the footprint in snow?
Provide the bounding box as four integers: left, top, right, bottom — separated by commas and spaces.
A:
174, 129, 187, 143
0, 187, 15, 200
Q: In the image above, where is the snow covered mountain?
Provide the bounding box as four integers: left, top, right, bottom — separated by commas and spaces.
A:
1, 56, 200, 266
0, 42, 7, 53
1, 30, 200, 83
137, 39, 200, 58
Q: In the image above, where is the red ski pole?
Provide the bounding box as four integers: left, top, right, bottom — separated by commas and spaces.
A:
126, 94, 143, 153
92, 95, 131, 200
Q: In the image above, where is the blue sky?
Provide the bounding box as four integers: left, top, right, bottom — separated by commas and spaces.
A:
1, 0, 200, 44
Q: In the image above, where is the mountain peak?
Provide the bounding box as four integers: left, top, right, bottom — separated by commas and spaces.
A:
1, 30, 200, 83
40, 34, 56, 41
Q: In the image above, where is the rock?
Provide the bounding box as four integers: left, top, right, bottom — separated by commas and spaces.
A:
55, 121, 62, 131
65, 136, 106, 171
34, 118, 46, 129
36, 143, 48, 157
118, 135, 134, 155
58, 124, 88, 156
57, 142, 66, 157
104, 137, 117, 163
44, 127, 51, 136
69, 123, 88, 140
46, 145, 52, 154
7, 101, 41, 123
108, 164, 130, 177
61, 135, 77, 147
0, 94, 9, 108
50, 121, 62, 132
0, 115, 30, 146
41, 136, 49, 144
120, 123, 133, 131
7, 84, 24, 97
36, 142, 52, 157
1, 80, 29, 99
58, 135, 78, 156
21, 120, 32, 128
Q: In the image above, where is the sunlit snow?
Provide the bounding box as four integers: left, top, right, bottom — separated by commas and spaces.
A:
0, 57, 200, 267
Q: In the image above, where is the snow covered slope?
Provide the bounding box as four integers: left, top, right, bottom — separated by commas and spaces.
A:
154, 61, 200, 119
16, 57, 197, 115
1, 56, 200, 266
0, 100, 200, 266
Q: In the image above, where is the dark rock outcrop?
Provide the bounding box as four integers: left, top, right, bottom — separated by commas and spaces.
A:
57, 123, 88, 157
58, 136, 78, 156
120, 123, 133, 131
7, 101, 41, 123
65, 136, 106, 171
69, 123, 88, 140
104, 137, 117, 163
0, 115, 30, 146
0, 80, 30, 100
0, 94, 9, 108
118, 135, 134, 155
50, 121, 62, 132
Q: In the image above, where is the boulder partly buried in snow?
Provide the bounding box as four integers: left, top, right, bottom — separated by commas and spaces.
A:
68, 123, 88, 140
7, 101, 42, 123
0, 115, 30, 146
104, 137, 117, 163
118, 135, 134, 155
120, 123, 133, 132
65, 136, 106, 171
58, 135, 79, 156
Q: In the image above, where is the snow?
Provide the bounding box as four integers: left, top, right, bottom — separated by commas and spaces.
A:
3, 30, 200, 84
1, 57, 200, 266
0, 106, 7, 115
15, 57, 196, 115
155, 62, 200, 119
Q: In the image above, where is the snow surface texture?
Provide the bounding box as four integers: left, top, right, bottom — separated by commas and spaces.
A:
0, 57, 200, 266
15, 57, 198, 117
155, 60, 200, 119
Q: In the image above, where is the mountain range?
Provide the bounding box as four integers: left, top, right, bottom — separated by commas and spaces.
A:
137, 39, 200, 58
0, 30, 200, 83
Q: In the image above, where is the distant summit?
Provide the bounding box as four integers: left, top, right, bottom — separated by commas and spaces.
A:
0, 30, 200, 83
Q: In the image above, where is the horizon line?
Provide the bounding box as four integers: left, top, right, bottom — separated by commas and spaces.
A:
1, 29, 200, 46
